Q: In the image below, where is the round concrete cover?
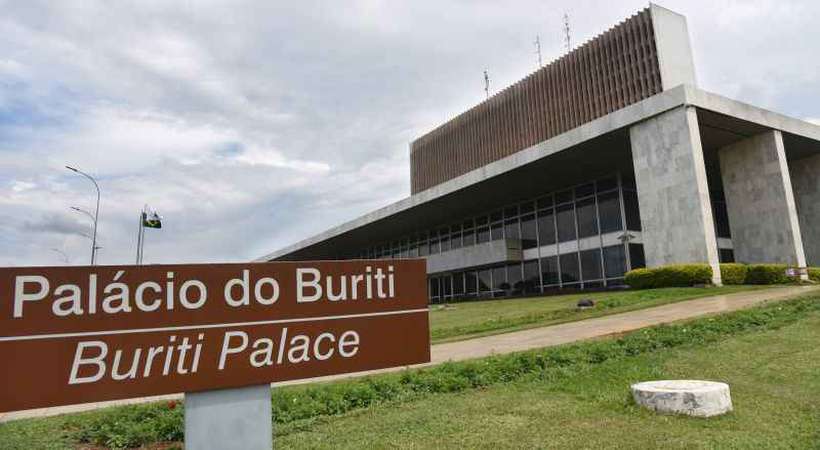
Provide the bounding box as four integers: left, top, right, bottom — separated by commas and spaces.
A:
631, 380, 732, 417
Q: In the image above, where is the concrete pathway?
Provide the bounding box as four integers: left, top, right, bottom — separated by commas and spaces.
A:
2, 285, 816, 423
430, 285, 817, 362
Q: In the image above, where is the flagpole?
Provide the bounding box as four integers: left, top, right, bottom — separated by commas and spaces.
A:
135, 209, 143, 265
139, 204, 147, 265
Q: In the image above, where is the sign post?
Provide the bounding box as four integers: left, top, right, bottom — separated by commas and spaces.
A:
0, 260, 430, 448
185, 384, 272, 450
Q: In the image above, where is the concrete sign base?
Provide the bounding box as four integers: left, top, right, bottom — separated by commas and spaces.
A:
631, 380, 732, 417
185, 384, 272, 450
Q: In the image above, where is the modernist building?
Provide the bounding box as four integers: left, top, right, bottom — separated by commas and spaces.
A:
260, 5, 820, 303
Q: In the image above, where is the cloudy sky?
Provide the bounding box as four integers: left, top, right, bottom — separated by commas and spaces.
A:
1, 0, 818, 267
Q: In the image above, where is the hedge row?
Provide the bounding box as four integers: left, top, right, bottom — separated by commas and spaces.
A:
625, 263, 820, 289
624, 264, 712, 289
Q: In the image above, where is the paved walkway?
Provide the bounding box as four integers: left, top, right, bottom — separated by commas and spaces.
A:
2, 285, 816, 423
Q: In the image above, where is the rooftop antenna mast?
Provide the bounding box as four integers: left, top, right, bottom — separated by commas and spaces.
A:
534, 35, 543, 68
483, 69, 490, 99
563, 13, 571, 53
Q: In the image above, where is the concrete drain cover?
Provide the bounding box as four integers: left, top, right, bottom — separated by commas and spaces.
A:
631, 380, 732, 417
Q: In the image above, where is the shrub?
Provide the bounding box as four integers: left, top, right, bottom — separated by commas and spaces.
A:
720, 263, 748, 285
745, 264, 791, 285
808, 267, 820, 283
623, 268, 655, 289
624, 264, 712, 289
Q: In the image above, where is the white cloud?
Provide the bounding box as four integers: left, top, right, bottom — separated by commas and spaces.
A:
10, 180, 35, 192
0, 0, 818, 266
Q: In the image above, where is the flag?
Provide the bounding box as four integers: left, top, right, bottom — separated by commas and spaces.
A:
142, 209, 162, 229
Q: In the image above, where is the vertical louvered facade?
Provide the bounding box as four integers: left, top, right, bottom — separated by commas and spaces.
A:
410, 7, 663, 194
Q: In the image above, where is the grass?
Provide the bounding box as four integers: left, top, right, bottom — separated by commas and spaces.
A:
429, 285, 762, 343
279, 311, 820, 449
0, 291, 815, 450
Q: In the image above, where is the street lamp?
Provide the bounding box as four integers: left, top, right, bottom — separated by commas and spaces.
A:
66, 166, 100, 265
70, 206, 96, 223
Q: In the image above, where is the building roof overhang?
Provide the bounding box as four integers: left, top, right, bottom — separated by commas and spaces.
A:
258, 85, 820, 261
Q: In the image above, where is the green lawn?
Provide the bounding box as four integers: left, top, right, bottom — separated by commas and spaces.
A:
281, 310, 820, 449
429, 286, 762, 343
2, 293, 815, 450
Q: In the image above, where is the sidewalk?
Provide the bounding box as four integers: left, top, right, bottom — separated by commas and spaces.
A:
2, 285, 816, 423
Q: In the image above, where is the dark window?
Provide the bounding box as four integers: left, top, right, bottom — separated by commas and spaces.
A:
629, 244, 646, 269
559, 253, 580, 284
492, 266, 507, 292
490, 210, 503, 222
719, 248, 735, 263
429, 235, 440, 254
540, 255, 560, 285
441, 275, 452, 297
450, 226, 462, 250
520, 202, 534, 215
597, 191, 623, 233
523, 260, 540, 294
603, 245, 627, 278
521, 214, 537, 249
440, 230, 450, 252
597, 177, 618, 192
429, 277, 439, 299
580, 249, 603, 281
463, 227, 475, 247
713, 201, 731, 238
537, 195, 553, 209
575, 183, 595, 198
576, 198, 599, 238
623, 190, 642, 230
508, 263, 523, 294
622, 173, 636, 190
504, 206, 518, 219
490, 222, 504, 240
478, 269, 492, 293
418, 239, 429, 256
476, 226, 490, 244
466, 271, 478, 294
556, 189, 574, 204
475, 216, 488, 226
505, 218, 520, 240
537, 210, 556, 246
453, 272, 465, 295
556, 204, 577, 242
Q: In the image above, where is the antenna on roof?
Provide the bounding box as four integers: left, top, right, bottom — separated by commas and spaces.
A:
563, 12, 571, 53
534, 35, 543, 68
483, 69, 490, 99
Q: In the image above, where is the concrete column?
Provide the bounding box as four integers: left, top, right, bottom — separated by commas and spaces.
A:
719, 130, 807, 268
650, 4, 698, 90
185, 384, 272, 450
789, 153, 820, 266
630, 106, 721, 284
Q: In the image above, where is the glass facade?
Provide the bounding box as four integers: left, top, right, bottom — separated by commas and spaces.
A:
351, 171, 733, 303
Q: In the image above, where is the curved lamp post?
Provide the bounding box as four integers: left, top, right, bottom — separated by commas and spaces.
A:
66, 166, 100, 265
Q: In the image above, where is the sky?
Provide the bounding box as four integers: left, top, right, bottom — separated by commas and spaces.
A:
1, 0, 818, 267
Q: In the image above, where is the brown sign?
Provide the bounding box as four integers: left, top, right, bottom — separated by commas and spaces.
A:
0, 260, 430, 412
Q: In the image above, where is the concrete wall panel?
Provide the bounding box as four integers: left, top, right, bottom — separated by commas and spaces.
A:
630, 106, 721, 284
789, 153, 820, 266
719, 131, 806, 266
426, 239, 522, 274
